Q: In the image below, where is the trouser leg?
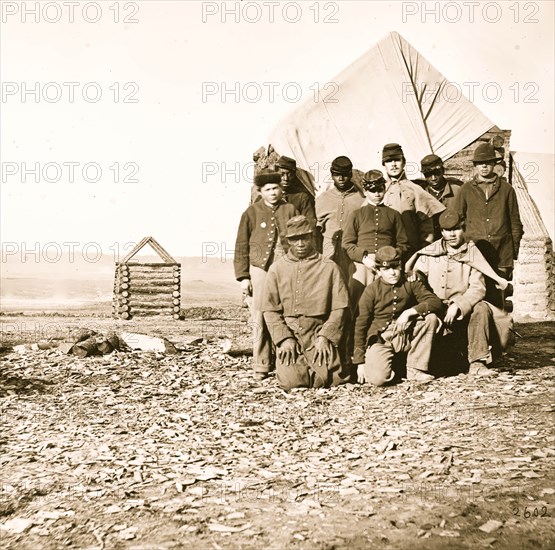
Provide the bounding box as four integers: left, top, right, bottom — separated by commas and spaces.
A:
276, 357, 311, 390
250, 266, 273, 374
277, 316, 351, 390
467, 302, 493, 364
406, 314, 439, 372
361, 341, 395, 387
349, 262, 376, 353
350, 262, 376, 306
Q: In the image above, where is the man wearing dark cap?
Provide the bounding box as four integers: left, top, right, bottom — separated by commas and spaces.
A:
455, 143, 523, 280
262, 215, 352, 390
342, 169, 409, 306
405, 208, 513, 376
276, 155, 316, 227
420, 154, 463, 239
234, 168, 299, 380
380, 143, 445, 255
353, 245, 443, 386
315, 155, 365, 280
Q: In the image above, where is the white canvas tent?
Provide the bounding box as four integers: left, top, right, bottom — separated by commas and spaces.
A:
269, 31, 494, 191
512, 152, 554, 243
267, 31, 554, 320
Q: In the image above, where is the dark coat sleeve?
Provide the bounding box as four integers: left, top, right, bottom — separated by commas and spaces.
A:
234, 210, 251, 281
353, 286, 375, 364
392, 209, 410, 258
262, 266, 296, 345
507, 186, 524, 258
454, 184, 468, 221
411, 280, 443, 317
299, 194, 316, 224
342, 211, 365, 262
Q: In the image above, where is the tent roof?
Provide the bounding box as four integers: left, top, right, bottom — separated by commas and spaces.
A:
269, 31, 494, 191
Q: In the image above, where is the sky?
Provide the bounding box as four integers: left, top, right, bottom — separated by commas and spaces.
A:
1, 0, 553, 260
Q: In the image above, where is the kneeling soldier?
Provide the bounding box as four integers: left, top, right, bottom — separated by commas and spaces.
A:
262, 215, 352, 390
354, 246, 443, 386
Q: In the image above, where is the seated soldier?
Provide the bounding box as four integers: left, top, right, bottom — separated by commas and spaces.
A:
262, 215, 352, 390
354, 246, 443, 386
405, 209, 511, 377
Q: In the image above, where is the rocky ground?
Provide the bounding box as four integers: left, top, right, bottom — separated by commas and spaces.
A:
0, 309, 554, 550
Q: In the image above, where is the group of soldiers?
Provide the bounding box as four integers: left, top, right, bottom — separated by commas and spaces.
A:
234, 142, 523, 389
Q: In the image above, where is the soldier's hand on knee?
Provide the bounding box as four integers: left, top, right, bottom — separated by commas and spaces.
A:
396, 308, 417, 332
313, 335, 332, 368
278, 338, 300, 366
444, 303, 460, 327
357, 364, 367, 384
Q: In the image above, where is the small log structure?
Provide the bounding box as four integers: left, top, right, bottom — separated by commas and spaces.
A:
112, 236, 181, 320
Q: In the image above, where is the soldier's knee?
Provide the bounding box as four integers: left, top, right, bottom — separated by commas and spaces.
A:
472, 301, 492, 318
363, 363, 395, 387
276, 365, 309, 390
424, 313, 439, 329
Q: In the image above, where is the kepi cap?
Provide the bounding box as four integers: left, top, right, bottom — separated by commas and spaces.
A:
382, 143, 404, 163
285, 215, 314, 238
439, 209, 464, 230
277, 155, 297, 172
420, 154, 443, 172
362, 169, 386, 190
375, 246, 401, 268
254, 168, 282, 187
330, 156, 353, 175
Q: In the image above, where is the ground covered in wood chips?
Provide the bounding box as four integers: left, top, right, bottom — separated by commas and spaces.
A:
0, 309, 554, 550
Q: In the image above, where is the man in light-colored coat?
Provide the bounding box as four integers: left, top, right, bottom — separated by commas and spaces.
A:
406, 209, 512, 376
316, 155, 365, 281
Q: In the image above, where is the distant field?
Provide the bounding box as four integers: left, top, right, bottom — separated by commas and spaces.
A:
0, 271, 241, 314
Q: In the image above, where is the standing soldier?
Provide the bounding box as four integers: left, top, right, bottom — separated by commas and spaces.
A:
419, 154, 463, 240
455, 143, 523, 281
276, 155, 316, 226
315, 156, 365, 281
234, 169, 299, 380
380, 143, 446, 256
342, 170, 410, 306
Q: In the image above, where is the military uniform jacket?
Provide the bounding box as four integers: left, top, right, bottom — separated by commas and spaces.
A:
455, 175, 523, 269
342, 203, 410, 262
285, 191, 316, 226
424, 178, 462, 240
381, 175, 446, 254
353, 277, 443, 364
423, 178, 462, 208
234, 200, 298, 281
261, 251, 349, 346
316, 186, 365, 259
407, 240, 486, 318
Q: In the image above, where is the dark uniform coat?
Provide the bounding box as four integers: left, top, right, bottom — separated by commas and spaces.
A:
455, 175, 523, 269
234, 200, 298, 280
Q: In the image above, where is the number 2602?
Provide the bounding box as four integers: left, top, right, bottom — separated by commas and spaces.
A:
512, 506, 550, 518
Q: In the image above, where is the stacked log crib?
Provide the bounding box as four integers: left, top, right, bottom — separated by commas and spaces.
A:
112, 237, 181, 320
